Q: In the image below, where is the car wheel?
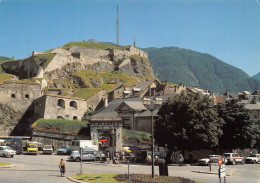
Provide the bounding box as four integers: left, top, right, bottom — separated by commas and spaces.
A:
75, 157, 81, 162
241, 160, 245, 165
11, 155, 14, 158
232, 159, 236, 165
2, 154, 6, 157
253, 160, 256, 164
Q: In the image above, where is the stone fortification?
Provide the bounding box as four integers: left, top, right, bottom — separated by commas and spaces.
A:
85, 90, 106, 111
31, 129, 89, 150
110, 46, 148, 59
0, 82, 42, 111
69, 46, 110, 59
34, 95, 87, 121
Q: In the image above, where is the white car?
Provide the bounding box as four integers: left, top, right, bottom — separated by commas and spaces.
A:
198, 155, 221, 165
223, 153, 245, 165
0, 146, 16, 157
42, 145, 53, 155
245, 154, 260, 164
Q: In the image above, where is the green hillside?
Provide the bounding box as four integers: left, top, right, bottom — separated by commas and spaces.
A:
252, 72, 260, 81
142, 47, 260, 93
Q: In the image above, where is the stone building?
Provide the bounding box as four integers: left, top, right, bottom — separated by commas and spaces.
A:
34, 94, 87, 120
0, 81, 42, 111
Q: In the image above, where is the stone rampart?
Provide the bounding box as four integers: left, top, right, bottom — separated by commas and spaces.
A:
34, 95, 87, 121
32, 129, 89, 150
0, 82, 42, 111
110, 46, 148, 58
69, 46, 110, 58
86, 90, 106, 111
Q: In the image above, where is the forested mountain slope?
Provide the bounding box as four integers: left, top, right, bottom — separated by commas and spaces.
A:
143, 47, 260, 93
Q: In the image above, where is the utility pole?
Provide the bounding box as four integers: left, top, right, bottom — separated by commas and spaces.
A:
117, 4, 119, 47
27, 40, 30, 79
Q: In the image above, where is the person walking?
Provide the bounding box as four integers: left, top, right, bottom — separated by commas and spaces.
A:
59, 158, 66, 177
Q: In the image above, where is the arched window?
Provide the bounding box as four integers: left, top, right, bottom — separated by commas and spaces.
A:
70, 101, 77, 109
25, 94, 29, 99
57, 116, 64, 119
73, 116, 78, 120
11, 94, 16, 98
57, 99, 65, 108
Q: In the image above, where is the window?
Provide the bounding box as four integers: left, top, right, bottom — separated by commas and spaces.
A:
11, 94, 16, 98
65, 115, 69, 120
57, 99, 65, 108
73, 116, 78, 120
25, 94, 29, 99
70, 101, 77, 109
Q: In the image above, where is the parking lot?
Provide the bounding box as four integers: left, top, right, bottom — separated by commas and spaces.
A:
0, 153, 260, 183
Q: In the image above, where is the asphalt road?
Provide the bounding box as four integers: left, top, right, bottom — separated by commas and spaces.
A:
0, 153, 260, 183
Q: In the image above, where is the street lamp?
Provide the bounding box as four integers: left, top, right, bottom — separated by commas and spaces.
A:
142, 96, 162, 178
111, 129, 115, 163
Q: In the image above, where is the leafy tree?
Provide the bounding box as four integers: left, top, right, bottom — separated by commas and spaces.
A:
217, 99, 260, 150
155, 92, 224, 153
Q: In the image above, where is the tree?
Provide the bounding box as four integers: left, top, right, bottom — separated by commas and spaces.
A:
217, 99, 260, 150
155, 91, 224, 153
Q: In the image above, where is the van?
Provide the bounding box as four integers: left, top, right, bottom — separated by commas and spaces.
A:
69, 140, 98, 153
11, 137, 23, 154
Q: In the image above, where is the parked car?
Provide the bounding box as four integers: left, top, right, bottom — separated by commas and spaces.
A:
43, 145, 53, 155
69, 148, 106, 162
198, 155, 221, 165
223, 153, 245, 165
0, 146, 16, 157
27, 143, 38, 155
245, 154, 260, 164
57, 145, 70, 155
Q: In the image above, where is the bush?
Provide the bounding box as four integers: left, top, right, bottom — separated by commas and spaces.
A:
114, 174, 197, 183
122, 129, 151, 142
32, 119, 87, 134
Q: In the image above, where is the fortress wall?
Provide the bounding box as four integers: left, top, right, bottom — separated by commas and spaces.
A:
38, 95, 87, 121
111, 46, 148, 58
44, 54, 74, 72
51, 48, 71, 56
0, 82, 42, 111
85, 90, 106, 110
69, 46, 110, 58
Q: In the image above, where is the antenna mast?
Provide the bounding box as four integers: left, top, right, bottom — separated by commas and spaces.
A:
117, 4, 119, 47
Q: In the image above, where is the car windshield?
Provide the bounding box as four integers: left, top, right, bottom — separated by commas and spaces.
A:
44, 145, 52, 149
61, 146, 68, 149
29, 145, 37, 148
5, 146, 12, 150
250, 154, 257, 157
223, 154, 231, 158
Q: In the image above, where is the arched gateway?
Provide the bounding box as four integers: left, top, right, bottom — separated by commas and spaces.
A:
89, 117, 123, 152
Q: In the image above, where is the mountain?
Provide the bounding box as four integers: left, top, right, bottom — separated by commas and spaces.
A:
142, 47, 260, 93
252, 72, 260, 81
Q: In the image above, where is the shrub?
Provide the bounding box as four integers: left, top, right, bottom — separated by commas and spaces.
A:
122, 129, 151, 142
32, 119, 87, 134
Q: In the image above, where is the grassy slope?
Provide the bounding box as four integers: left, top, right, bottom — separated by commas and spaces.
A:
143, 47, 260, 93
72, 69, 142, 99
32, 119, 87, 134
61, 41, 131, 50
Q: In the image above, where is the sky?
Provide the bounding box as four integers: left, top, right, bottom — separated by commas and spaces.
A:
0, 0, 260, 76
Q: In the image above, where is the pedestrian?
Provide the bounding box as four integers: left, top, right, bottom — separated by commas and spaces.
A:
59, 158, 65, 177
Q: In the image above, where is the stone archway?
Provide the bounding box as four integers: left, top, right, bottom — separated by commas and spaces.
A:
89, 117, 123, 152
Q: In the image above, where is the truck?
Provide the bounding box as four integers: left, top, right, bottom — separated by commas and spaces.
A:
68, 140, 98, 153
10, 137, 23, 154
